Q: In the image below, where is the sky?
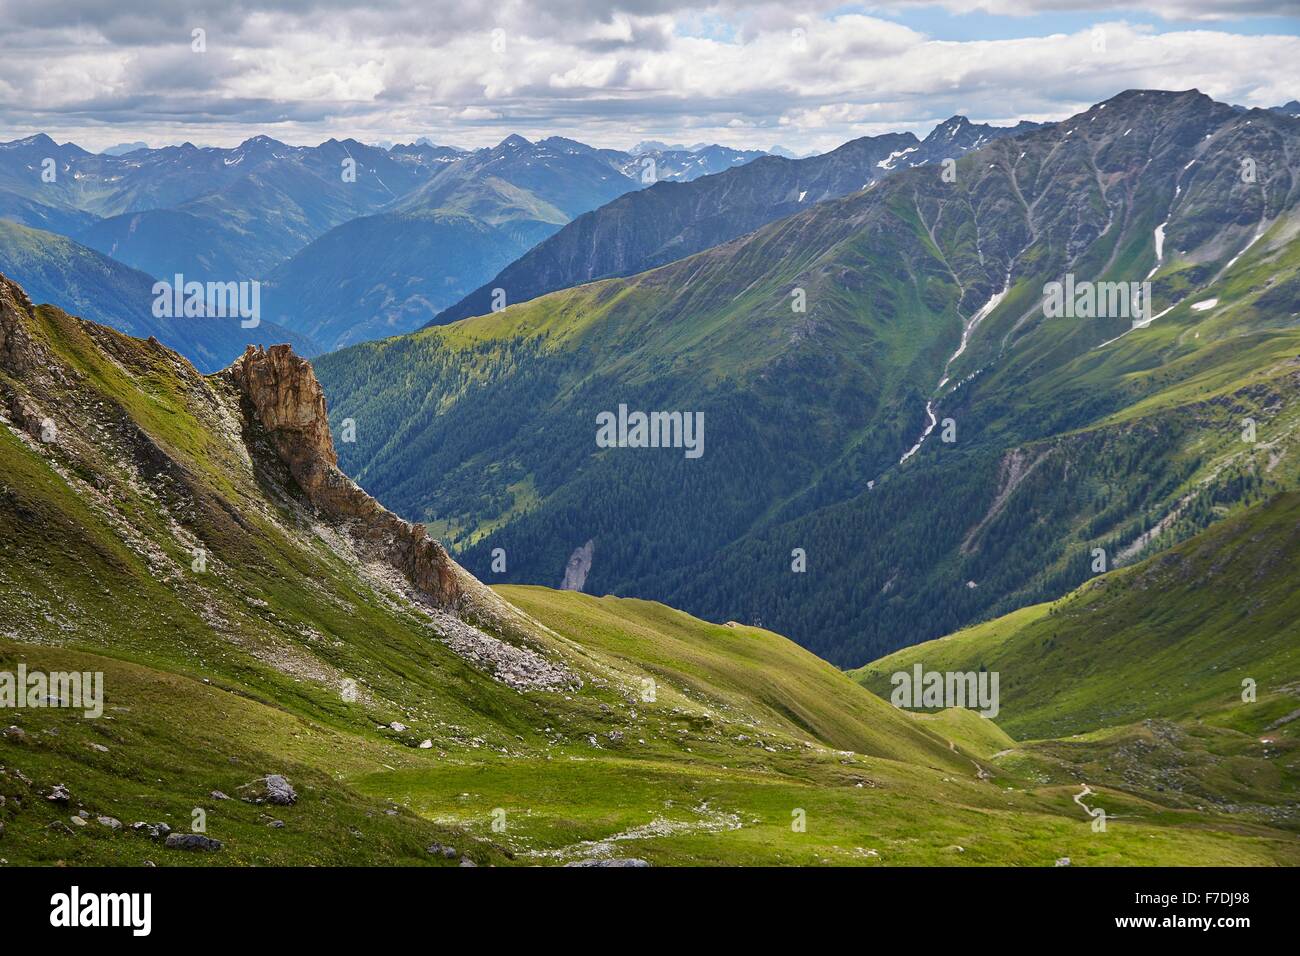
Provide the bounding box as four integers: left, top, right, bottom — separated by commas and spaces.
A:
0, 0, 1297, 154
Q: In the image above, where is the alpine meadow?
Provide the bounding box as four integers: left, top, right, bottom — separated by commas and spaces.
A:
0, 0, 1297, 935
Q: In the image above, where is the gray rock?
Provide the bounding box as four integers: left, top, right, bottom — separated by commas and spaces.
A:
210, 790, 230, 801
389, 722, 408, 732
564, 858, 651, 867
2, 726, 25, 739
263, 774, 296, 805
164, 833, 223, 852
1055, 857, 1072, 867
46, 784, 71, 804
131, 822, 172, 840
268, 820, 285, 829
458, 857, 477, 867
97, 816, 123, 831
239, 774, 297, 806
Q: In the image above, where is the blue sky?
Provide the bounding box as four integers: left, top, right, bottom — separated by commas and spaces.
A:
869, 5, 1300, 40
1, 1, 1296, 153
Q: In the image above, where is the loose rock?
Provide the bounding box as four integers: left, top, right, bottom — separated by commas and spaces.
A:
46, 784, 71, 804
164, 833, 223, 852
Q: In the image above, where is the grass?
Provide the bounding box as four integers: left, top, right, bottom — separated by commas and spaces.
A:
2, 289, 1297, 866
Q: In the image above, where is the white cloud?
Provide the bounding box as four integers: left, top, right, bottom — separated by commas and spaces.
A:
0, 2, 1295, 153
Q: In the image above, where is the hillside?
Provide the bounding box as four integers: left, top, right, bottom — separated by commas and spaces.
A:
316, 90, 1300, 666
850, 493, 1300, 828
852, 491, 1300, 740
0, 219, 318, 372
3, 271, 1292, 865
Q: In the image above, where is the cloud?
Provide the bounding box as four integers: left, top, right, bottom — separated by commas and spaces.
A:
0, 1, 1295, 153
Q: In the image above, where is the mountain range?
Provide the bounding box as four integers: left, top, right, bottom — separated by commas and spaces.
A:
314, 89, 1300, 669
2, 270, 1294, 865
432, 115, 1039, 325
0, 132, 778, 357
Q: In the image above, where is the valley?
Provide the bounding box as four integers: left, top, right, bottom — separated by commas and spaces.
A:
0, 75, 1297, 873
316, 90, 1300, 668
1, 273, 1294, 866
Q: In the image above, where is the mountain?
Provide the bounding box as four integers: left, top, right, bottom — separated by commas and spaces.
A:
0, 134, 452, 282
432, 115, 1037, 325
316, 90, 1300, 669
619, 144, 770, 182
2, 271, 1292, 866
0, 131, 773, 352
100, 142, 149, 156
0, 189, 99, 238
0, 220, 318, 372
849, 490, 1300, 828
73, 138, 450, 280
260, 135, 652, 349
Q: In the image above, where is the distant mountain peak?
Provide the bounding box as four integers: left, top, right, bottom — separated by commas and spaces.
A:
236, 134, 287, 150
5, 133, 56, 149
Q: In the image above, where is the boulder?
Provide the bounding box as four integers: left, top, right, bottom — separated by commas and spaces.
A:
165, 833, 223, 852
238, 774, 297, 806
564, 858, 650, 867
46, 784, 71, 804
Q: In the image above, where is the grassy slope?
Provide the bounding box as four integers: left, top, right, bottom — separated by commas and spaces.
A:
497, 586, 959, 765
850, 493, 1300, 834
359, 587, 1297, 866
3, 293, 1296, 865
851, 492, 1300, 739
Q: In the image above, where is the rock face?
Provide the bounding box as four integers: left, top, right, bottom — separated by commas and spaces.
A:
0, 276, 57, 440
0, 277, 45, 378
226, 344, 463, 609
561, 540, 594, 592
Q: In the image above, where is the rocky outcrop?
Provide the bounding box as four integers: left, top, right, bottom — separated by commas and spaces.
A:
561, 540, 594, 592
227, 344, 463, 609
225, 345, 579, 690
0, 275, 60, 443
0, 275, 46, 378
